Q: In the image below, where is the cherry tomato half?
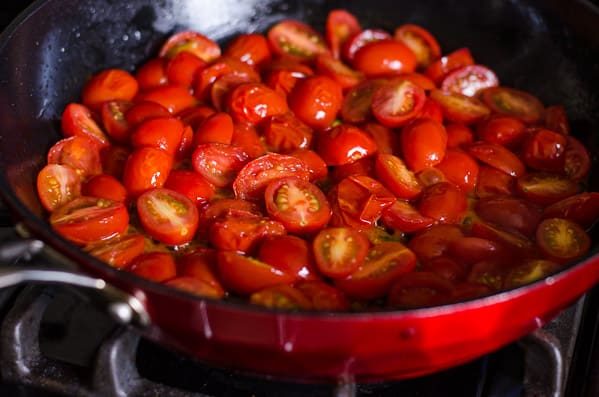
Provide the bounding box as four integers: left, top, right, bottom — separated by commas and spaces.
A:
159, 30, 221, 63
353, 40, 417, 77
400, 118, 447, 172
267, 20, 330, 61
325, 9, 362, 60
536, 218, 591, 264
37, 164, 82, 212
288, 75, 343, 130
371, 79, 426, 127
393, 24, 441, 69
313, 227, 370, 278
479, 86, 544, 124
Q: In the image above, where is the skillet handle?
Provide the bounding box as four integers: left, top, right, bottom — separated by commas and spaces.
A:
0, 237, 150, 328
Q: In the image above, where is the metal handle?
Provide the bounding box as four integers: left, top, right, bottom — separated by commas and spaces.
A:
0, 235, 150, 328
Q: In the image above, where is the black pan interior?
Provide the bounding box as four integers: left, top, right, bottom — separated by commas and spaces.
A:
0, 0, 597, 277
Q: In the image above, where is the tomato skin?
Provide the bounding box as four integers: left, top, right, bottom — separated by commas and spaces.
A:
250, 285, 313, 310
424, 47, 475, 84
371, 79, 426, 127
296, 280, 349, 311
314, 54, 365, 90
122, 147, 173, 197
176, 249, 225, 298
100, 145, 130, 180
258, 235, 320, 281
325, 9, 361, 60
128, 252, 177, 283
408, 224, 465, 264
50, 197, 129, 245
135, 57, 168, 91
267, 20, 330, 61
342, 29, 391, 62
470, 220, 536, 256
224, 33, 272, 69
475, 196, 542, 237
165, 51, 207, 88
476, 114, 527, 149
159, 30, 221, 63
130, 116, 185, 157
422, 255, 467, 282
445, 123, 474, 149
352, 40, 417, 77
536, 218, 591, 264
441, 65, 499, 97
517, 172, 580, 207
136, 85, 198, 115
394, 24, 441, 69
335, 174, 396, 226
429, 89, 491, 124
316, 124, 378, 166
435, 149, 479, 193
374, 153, 422, 200
125, 101, 172, 129
47, 135, 102, 180
227, 83, 289, 125
231, 122, 267, 158
210, 216, 286, 254
542, 192, 599, 230
335, 242, 417, 300
198, 198, 263, 238
544, 104, 570, 135
193, 111, 234, 146
381, 199, 435, 233
362, 122, 398, 155
313, 227, 370, 278
264, 176, 331, 234
468, 141, 526, 178
261, 112, 313, 153
194, 56, 260, 101
418, 182, 467, 224
165, 277, 226, 299
137, 188, 199, 246
164, 169, 215, 206
87, 234, 145, 269
522, 128, 567, 172
448, 236, 505, 266
82, 68, 139, 111
340, 78, 387, 124
466, 260, 507, 291
82, 174, 127, 202
37, 164, 82, 212
387, 271, 454, 308
211, 72, 259, 112
191, 143, 249, 188
503, 259, 562, 289
217, 251, 296, 295
61, 103, 110, 148
475, 165, 516, 198
288, 75, 343, 130
288, 149, 328, 182
479, 86, 544, 124
564, 136, 591, 181
400, 118, 447, 172
101, 100, 132, 144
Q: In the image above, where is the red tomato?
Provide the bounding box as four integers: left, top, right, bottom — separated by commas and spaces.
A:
475, 165, 516, 198
450, 282, 494, 302
522, 128, 567, 172
211, 72, 260, 112
100, 145, 130, 179
479, 86, 545, 124
408, 224, 465, 263
381, 199, 435, 233
135, 57, 168, 91
424, 47, 475, 84
542, 192, 599, 230
296, 280, 349, 311
125, 101, 172, 129
517, 172, 580, 206
371, 79, 426, 127
435, 149, 479, 192
475, 196, 542, 237
82, 174, 127, 202
441, 65, 499, 97
176, 249, 225, 298
61, 103, 110, 148
466, 260, 507, 291
342, 29, 391, 62
264, 68, 309, 97
100, 100, 132, 144
216, 251, 296, 295
468, 141, 526, 178
37, 164, 82, 212
330, 156, 375, 183
165, 277, 226, 299
422, 256, 467, 282
429, 89, 491, 124
393, 24, 441, 69
352, 40, 417, 77
418, 181, 467, 224
387, 271, 454, 308
210, 216, 286, 253
128, 252, 177, 282
362, 122, 398, 155
47, 135, 102, 180
267, 20, 329, 61
135, 85, 198, 115
287, 149, 328, 182
316, 124, 378, 166
191, 143, 249, 188
288, 75, 343, 130
82, 68, 138, 111
164, 169, 215, 206
420, 97, 444, 124
261, 112, 313, 153
264, 176, 331, 234
335, 174, 396, 226
165, 51, 207, 87
448, 236, 506, 266
198, 198, 262, 231
193, 112, 234, 146
544, 104, 570, 135
159, 30, 221, 63
136, 188, 199, 246
401, 118, 447, 172
325, 9, 361, 60
399, 72, 437, 91
232, 153, 311, 201
564, 136, 591, 181
87, 234, 145, 269
536, 218, 591, 264
258, 235, 320, 281
231, 122, 267, 158
314, 54, 364, 89
312, 227, 370, 278
503, 259, 562, 289
224, 33, 272, 69
130, 116, 184, 156
445, 123, 474, 149
470, 220, 536, 255
374, 153, 422, 200
250, 285, 313, 310
194, 56, 260, 101
339, 78, 387, 124
336, 242, 417, 300
476, 114, 527, 148
416, 166, 448, 188
122, 147, 173, 197
50, 196, 129, 245
227, 83, 289, 125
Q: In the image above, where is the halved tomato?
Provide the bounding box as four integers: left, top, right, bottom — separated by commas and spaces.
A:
82, 174, 128, 203
536, 218, 591, 264
393, 24, 441, 69
264, 176, 331, 234
440, 65, 499, 97
422, 255, 467, 282
417, 181, 467, 224
470, 220, 536, 255
544, 104, 570, 135
408, 224, 465, 264
47, 135, 102, 180
475, 196, 542, 237
130, 116, 185, 156
209, 216, 286, 253
476, 114, 527, 149
445, 123, 474, 149
37, 164, 82, 212
87, 234, 145, 269
164, 169, 215, 206
522, 128, 567, 172
429, 89, 491, 124
479, 86, 545, 124
316, 124, 378, 166
435, 149, 479, 192
135, 85, 198, 115
424, 47, 475, 84
325, 9, 362, 60
296, 280, 349, 311
474, 165, 516, 198
211, 72, 260, 111
466, 260, 507, 291
122, 147, 173, 197
61, 103, 110, 148
125, 101, 172, 129
381, 199, 435, 233
191, 143, 249, 188
193, 111, 234, 146
287, 149, 328, 182
342, 29, 391, 62
517, 172, 580, 207
340, 78, 387, 124
250, 284, 313, 310
314, 53, 364, 89
287, 75, 343, 130
312, 227, 370, 278
81, 68, 139, 111
371, 79, 426, 127
262, 112, 313, 153
448, 236, 505, 266
101, 100, 132, 144
159, 30, 221, 62
164, 277, 226, 299
136, 188, 199, 246
134, 57, 168, 91
267, 20, 329, 61
542, 192, 599, 230
194, 56, 260, 101
227, 83, 289, 125
564, 136, 591, 181
400, 118, 447, 172
335, 174, 396, 226
258, 235, 320, 281
128, 252, 177, 283
176, 249, 226, 298
50, 196, 129, 245
361, 122, 398, 155
352, 40, 417, 77
165, 51, 208, 88
468, 141, 526, 178
387, 271, 454, 308
503, 259, 562, 289
224, 33, 272, 69
374, 153, 422, 200
335, 241, 417, 300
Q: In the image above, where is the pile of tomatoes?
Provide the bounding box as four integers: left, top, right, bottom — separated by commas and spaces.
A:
36, 9, 599, 311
